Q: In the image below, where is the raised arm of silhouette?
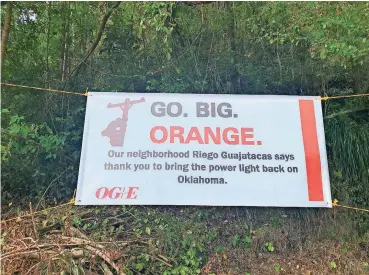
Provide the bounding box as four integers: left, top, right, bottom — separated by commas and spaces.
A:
107, 97, 145, 109
102, 97, 146, 147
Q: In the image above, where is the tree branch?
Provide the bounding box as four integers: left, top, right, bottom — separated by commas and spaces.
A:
66, 1, 121, 82
182, 1, 215, 6
1, 2, 13, 73
324, 108, 368, 120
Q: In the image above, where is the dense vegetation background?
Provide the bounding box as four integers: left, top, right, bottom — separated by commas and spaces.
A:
1, 2, 369, 274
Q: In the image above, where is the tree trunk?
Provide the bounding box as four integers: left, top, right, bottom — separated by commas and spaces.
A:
46, 1, 51, 85
66, 1, 121, 82
64, 2, 71, 78
228, 2, 240, 93
1, 2, 13, 73
60, 2, 70, 81
60, 2, 67, 81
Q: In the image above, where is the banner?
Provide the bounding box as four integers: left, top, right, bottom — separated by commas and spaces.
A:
75, 93, 331, 207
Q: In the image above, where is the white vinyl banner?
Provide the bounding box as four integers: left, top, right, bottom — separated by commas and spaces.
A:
76, 93, 332, 207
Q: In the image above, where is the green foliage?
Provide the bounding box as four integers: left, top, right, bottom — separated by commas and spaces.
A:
265, 242, 275, 252
1, 109, 65, 161
270, 216, 282, 228
326, 112, 369, 201
1, 2, 369, 233
242, 236, 252, 248
363, 262, 369, 272
207, 230, 217, 241
231, 234, 240, 247
1, 108, 72, 202
230, 233, 252, 248
341, 247, 348, 254
244, 223, 249, 230
215, 245, 225, 253
63, 206, 208, 274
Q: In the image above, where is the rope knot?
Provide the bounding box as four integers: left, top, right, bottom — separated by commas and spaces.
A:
320, 96, 329, 101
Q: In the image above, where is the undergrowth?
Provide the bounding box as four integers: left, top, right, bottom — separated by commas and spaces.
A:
1, 205, 368, 274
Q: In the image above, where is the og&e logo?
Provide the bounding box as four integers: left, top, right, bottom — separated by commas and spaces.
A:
95, 187, 139, 200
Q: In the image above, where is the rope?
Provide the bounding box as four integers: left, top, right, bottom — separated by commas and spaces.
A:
2, 197, 368, 223
1, 200, 75, 223
332, 199, 369, 213
1, 191, 76, 223
1, 82, 369, 217
1, 82, 88, 97
2, 82, 369, 101
320, 93, 369, 101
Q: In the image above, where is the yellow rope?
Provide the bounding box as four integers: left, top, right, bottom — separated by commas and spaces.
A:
2, 198, 368, 223
2, 82, 369, 100
332, 199, 369, 213
320, 93, 369, 101
1, 191, 76, 223
1, 82, 88, 97
1, 200, 75, 223
1, 83, 369, 217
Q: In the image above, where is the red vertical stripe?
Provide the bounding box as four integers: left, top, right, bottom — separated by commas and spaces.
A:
299, 100, 324, 201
